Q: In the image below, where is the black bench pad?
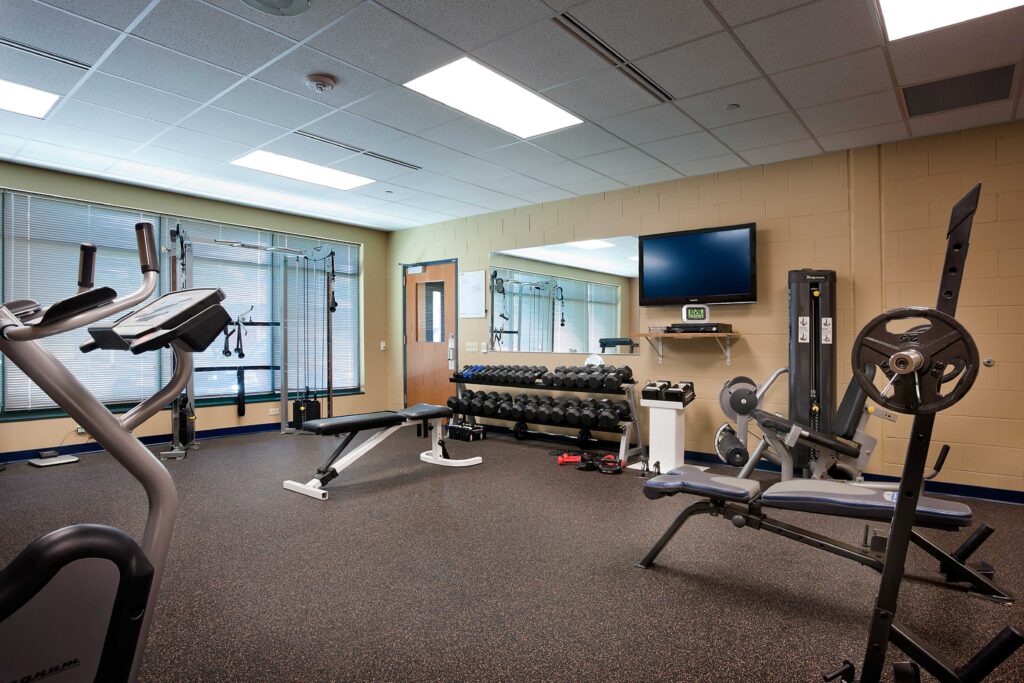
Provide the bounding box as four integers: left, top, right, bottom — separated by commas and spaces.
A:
399, 403, 453, 420
644, 466, 762, 502
303, 411, 405, 435
761, 480, 972, 530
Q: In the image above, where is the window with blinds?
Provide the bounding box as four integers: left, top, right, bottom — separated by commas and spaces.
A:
490, 266, 619, 354
0, 190, 363, 415
1, 192, 162, 411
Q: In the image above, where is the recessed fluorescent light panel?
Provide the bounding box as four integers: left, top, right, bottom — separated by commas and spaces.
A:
404, 57, 582, 138
232, 150, 374, 191
879, 0, 1024, 40
571, 240, 616, 250
0, 78, 60, 118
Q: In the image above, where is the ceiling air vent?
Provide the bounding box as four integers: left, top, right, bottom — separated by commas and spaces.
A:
294, 131, 422, 171
552, 13, 674, 103
0, 37, 89, 70
903, 65, 1015, 117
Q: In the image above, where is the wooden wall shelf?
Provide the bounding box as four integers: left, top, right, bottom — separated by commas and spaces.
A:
632, 332, 740, 366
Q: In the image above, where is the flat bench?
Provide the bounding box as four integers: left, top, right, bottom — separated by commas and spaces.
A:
283, 403, 482, 500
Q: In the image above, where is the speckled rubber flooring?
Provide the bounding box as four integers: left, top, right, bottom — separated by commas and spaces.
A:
1, 430, 1022, 682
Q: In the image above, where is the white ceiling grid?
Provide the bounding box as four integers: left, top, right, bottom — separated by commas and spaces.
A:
0, 0, 1018, 230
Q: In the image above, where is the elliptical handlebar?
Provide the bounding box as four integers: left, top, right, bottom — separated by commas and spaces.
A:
3, 222, 160, 342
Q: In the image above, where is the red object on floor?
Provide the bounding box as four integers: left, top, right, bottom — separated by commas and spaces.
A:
557, 454, 582, 465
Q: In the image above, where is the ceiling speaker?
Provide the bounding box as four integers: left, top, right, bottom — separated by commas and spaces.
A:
240, 0, 310, 16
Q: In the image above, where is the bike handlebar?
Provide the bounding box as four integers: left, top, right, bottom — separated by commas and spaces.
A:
77, 243, 97, 290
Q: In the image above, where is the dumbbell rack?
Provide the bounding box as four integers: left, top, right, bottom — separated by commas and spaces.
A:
449, 378, 646, 465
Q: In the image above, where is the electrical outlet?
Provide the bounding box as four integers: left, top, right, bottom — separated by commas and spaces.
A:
269, 407, 280, 416
466, 342, 478, 352
380, 341, 386, 351
481, 342, 487, 353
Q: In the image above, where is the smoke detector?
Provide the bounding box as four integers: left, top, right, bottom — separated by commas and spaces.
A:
306, 73, 337, 94
240, 0, 310, 16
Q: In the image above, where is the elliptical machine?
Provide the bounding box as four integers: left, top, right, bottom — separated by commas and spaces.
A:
0, 223, 230, 683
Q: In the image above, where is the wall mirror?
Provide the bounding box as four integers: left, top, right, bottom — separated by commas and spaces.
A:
489, 237, 638, 355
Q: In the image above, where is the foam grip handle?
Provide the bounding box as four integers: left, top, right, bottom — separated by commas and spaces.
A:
135, 222, 159, 273
718, 431, 749, 467
77, 243, 97, 289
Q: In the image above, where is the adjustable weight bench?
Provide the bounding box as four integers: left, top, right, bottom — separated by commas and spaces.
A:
637, 465, 1012, 603
283, 403, 482, 500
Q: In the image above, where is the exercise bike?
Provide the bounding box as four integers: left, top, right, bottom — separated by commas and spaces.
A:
0, 223, 229, 683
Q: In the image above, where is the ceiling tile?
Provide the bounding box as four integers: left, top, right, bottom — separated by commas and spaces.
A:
612, 166, 683, 187
708, 0, 812, 27
35, 121, 139, 156
888, 10, 1024, 85
36, 0, 151, 30
0, 133, 23, 157
772, 48, 893, 109
430, 156, 510, 182
0, 110, 43, 138
213, 163, 331, 197
262, 133, 357, 166
527, 159, 605, 185
598, 103, 701, 145
475, 142, 564, 173
373, 135, 468, 167
329, 153, 416, 181
798, 90, 902, 137
254, 46, 389, 108
710, 112, 808, 150
100, 37, 241, 101
672, 153, 747, 176
577, 147, 662, 175
570, 0, 721, 60
1, 0, 119, 64
379, 204, 455, 223
301, 110, 407, 150
733, 0, 880, 74
817, 121, 907, 152
472, 18, 609, 91
351, 180, 431, 203
633, 32, 759, 99
418, 117, 519, 154
639, 131, 728, 165
73, 73, 202, 124
444, 184, 513, 205
151, 126, 250, 162
0, 43, 87, 94
530, 122, 626, 158
179, 106, 287, 147
214, 79, 334, 130
104, 160, 194, 187
518, 186, 575, 204
390, 170, 480, 197
129, 145, 221, 174
543, 0, 584, 10
677, 78, 787, 128
741, 138, 821, 165
309, 3, 462, 83
176, 175, 260, 202
17, 141, 117, 172
542, 68, 658, 120
472, 172, 555, 197
203, 0, 362, 41
49, 100, 167, 143
560, 177, 626, 195
344, 86, 460, 134
908, 100, 1015, 138
379, 0, 553, 51
134, 0, 295, 75
474, 195, 528, 211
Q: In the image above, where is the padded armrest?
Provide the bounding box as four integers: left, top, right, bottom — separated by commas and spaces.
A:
751, 409, 860, 458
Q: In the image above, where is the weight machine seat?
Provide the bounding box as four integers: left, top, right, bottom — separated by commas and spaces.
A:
643, 466, 762, 502
751, 409, 861, 459
398, 403, 453, 421
303, 411, 406, 435
761, 480, 973, 530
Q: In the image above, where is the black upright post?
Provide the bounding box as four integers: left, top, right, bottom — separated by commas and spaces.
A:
788, 269, 836, 469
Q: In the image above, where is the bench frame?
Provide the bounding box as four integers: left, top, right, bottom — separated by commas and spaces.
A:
283, 412, 482, 500
635, 495, 1012, 604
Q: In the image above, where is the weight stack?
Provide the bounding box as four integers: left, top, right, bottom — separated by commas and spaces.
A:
292, 398, 321, 430
788, 269, 836, 469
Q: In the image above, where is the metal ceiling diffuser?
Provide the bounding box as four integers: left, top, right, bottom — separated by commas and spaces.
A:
240, 0, 310, 16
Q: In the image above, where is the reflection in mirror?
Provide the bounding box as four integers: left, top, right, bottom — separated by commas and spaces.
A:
490, 237, 638, 355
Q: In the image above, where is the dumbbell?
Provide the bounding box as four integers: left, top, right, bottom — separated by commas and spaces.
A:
564, 397, 583, 425
612, 400, 631, 420
541, 371, 556, 386
550, 398, 567, 424
482, 392, 500, 416
537, 399, 555, 423
497, 400, 514, 419
596, 399, 620, 430
523, 398, 540, 422
469, 392, 485, 415
578, 399, 598, 427
446, 395, 460, 413
603, 366, 634, 391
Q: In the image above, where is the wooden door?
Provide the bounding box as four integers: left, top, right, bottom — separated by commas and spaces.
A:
404, 261, 456, 408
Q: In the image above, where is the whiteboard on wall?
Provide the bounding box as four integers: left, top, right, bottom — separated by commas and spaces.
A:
459, 270, 486, 318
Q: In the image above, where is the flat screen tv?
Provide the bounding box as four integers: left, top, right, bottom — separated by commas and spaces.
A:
639, 223, 757, 306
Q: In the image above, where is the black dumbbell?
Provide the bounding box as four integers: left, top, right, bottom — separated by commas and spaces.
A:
541, 371, 555, 386
612, 400, 631, 420
447, 395, 460, 413
550, 399, 567, 424
574, 371, 590, 388
597, 402, 619, 430
565, 400, 581, 425
498, 400, 514, 419
603, 366, 634, 391
469, 393, 485, 415
579, 399, 598, 427
523, 400, 539, 422
537, 400, 554, 423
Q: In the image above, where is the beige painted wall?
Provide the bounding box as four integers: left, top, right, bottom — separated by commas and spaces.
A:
387, 120, 1024, 492
0, 161, 390, 455
488, 251, 633, 344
